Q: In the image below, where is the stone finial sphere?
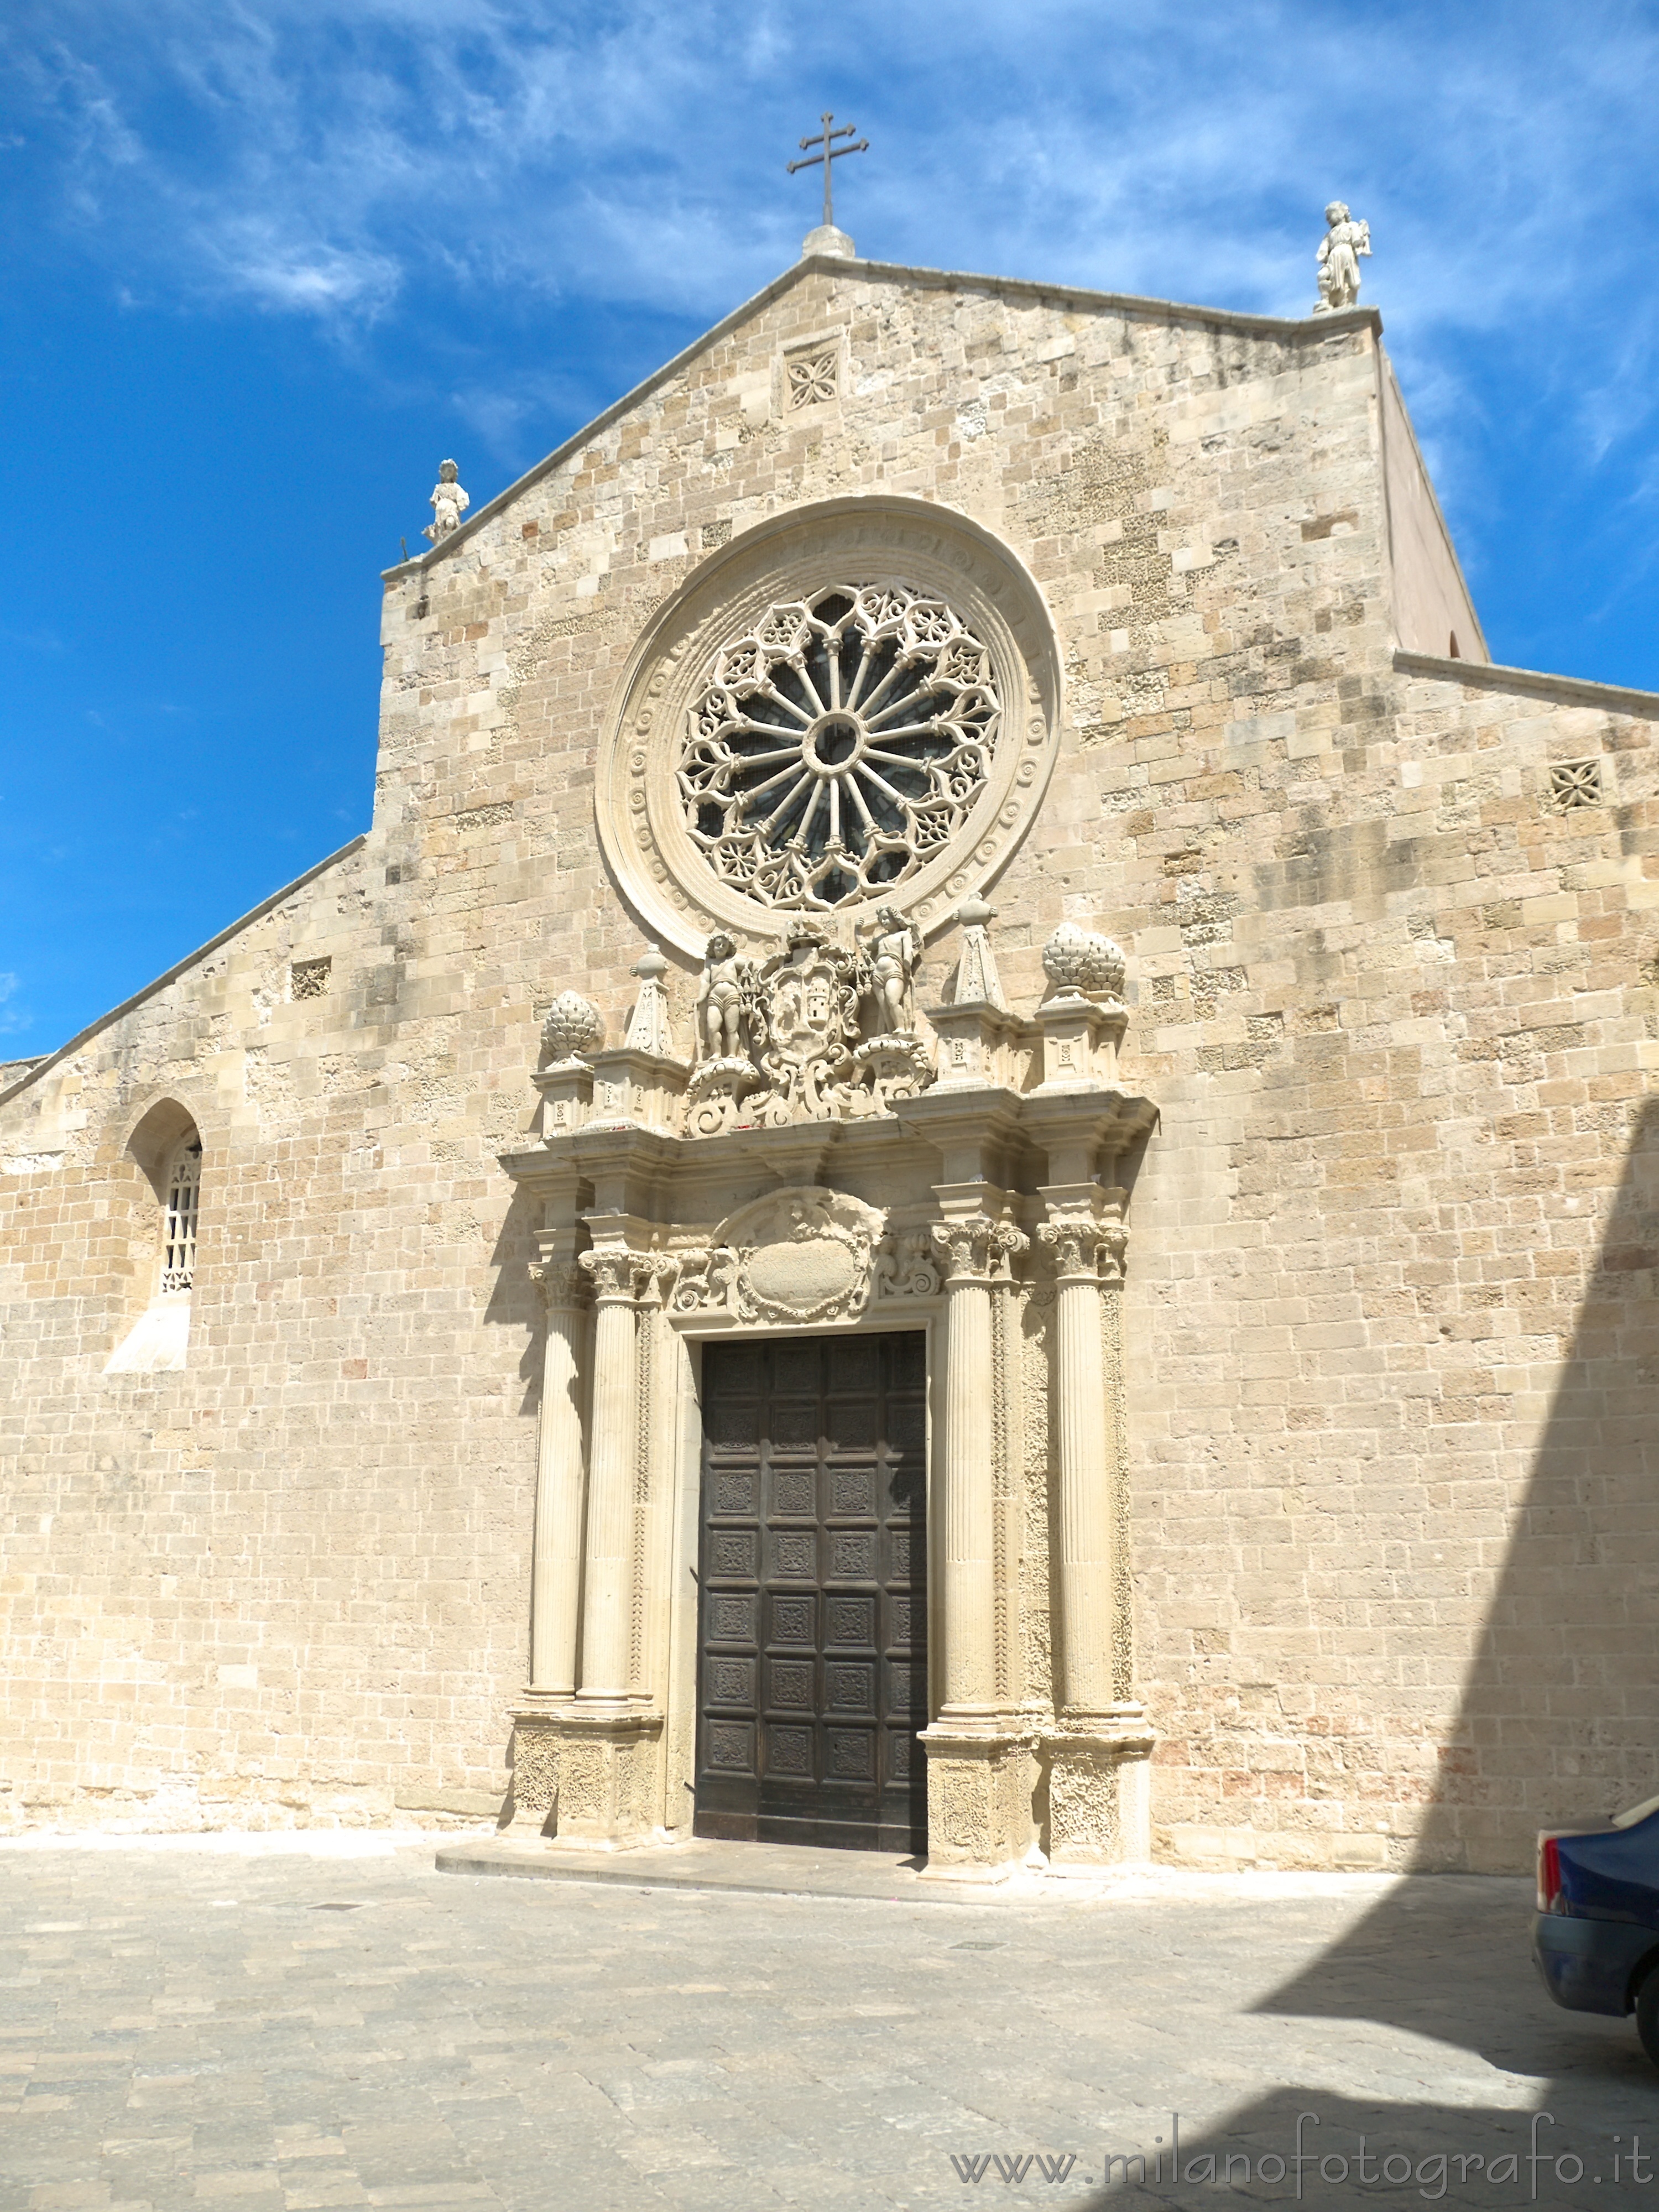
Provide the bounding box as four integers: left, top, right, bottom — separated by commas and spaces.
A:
1041, 921, 1127, 1000
540, 991, 604, 1062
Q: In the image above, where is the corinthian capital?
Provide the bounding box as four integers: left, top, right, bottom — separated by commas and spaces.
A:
1037, 1197, 1128, 1284
528, 1259, 589, 1311
578, 1247, 648, 1303
929, 1215, 1028, 1284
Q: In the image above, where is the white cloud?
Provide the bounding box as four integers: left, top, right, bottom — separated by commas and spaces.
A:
0, 974, 30, 1037
6, 0, 1658, 534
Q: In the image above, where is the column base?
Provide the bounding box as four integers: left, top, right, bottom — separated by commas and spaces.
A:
509, 1703, 665, 1850
1037, 1717, 1156, 1868
917, 1724, 1037, 1882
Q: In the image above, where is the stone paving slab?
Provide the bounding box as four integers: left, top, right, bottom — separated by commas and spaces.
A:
1, 1834, 1655, 2211
437, 1832, 1014, 1902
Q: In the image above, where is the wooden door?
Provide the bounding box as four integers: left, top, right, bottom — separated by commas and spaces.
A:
695, 1332, 928, 1853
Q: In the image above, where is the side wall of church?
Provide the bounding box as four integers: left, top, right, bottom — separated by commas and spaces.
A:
3, 260, 1653, 1867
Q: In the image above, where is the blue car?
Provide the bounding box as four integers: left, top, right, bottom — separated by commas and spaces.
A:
1533, 1791, 1659, 2065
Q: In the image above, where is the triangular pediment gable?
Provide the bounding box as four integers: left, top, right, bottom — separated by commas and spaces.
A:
383, 253, 1378, 581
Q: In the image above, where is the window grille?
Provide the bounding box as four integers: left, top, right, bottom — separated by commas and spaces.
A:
1549, 759, 1604, 812
162, 1142, 202, 1293
786, 348, 838, 409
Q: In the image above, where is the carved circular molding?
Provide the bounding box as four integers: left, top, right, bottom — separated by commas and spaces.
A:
596, 497, 1062, 957
680, 583, 999, 911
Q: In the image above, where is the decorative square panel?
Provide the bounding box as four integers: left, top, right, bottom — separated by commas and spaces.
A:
771, 1531, 815, 1581
826, 1729, 874, 1780
714, 1470, 758, 1515
887, 1730, 914, 1781
888, 1401, 927, 1455
766, 1725, 813, 1776
770, 1468, 815, 1517
826, 1596, 874, 1647
706, 1721, 753, 1772
770, 1595, 814, 1646
828, 1340, 878, 1393
1550, 758, 1604, 811
786, 349, 838, 410
708, 1595, 757, 1644
885, 1662, 923, 1715
707, 1657, 754, 1705
825, 1661, 875, 1714
708, 1530, 758, 1579
707, 1347, 761, 1394
888, 1532, 913, 1580
830, 1469, 873, 1518
830, 1532, 875, 1581
771, 1404, 820, 1449
888, 1597, 922, 1648
889, 1335, 926, 1389
705, 1400, 760, 1448
767, 1658, 814, 1710
887, 1460, 924, 1514
826, 1405, 878, 1452
770, 1344, 820, 1394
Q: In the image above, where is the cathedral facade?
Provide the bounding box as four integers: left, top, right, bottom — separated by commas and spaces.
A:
3, 241, 1655, 1875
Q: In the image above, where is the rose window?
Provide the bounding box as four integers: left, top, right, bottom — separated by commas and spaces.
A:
677, 583, 1000, 910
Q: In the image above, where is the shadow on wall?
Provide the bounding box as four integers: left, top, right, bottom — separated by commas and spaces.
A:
1155, 1096, 1659, 2200
1415, 1089, 1659, 1877
1063, 1109, 1659, 2207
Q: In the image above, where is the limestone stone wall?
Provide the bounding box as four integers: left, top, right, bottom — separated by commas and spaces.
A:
2, 255, 1653, 1866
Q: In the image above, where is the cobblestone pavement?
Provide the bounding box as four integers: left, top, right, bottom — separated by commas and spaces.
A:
2, 1835, 1656, 2211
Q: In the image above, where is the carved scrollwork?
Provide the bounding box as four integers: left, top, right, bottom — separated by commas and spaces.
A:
671, 1246, 740, 1316
872, 1228, 942, 1300
667, 1188, 889, 1327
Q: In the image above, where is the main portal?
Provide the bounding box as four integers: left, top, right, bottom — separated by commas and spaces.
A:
694, 1331, 928, 1853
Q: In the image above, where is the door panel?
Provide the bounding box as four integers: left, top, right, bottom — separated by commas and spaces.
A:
695, 1331, 927, 1853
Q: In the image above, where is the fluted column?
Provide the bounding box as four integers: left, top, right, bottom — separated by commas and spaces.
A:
930, 1213, 1026, 1719
525, 1260, 589, 1696
575, 1246, 644, 1705
1038, 1188, 1128, 1717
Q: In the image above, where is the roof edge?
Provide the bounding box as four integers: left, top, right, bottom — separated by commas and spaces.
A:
0, 834, 369, 1113
1393, 649, 1659, 720
382, 258, 1379, 583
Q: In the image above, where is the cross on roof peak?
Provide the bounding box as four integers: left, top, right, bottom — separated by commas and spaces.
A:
787, 111, 868, 260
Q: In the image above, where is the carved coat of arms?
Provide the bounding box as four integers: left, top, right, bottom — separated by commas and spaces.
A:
684, 916, 933, 1135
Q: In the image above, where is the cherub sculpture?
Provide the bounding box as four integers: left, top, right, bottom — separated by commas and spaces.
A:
1313, 202, 1371, 314
697, 931, 755, 1060
424, 459, 470, 543
862, 905, 923, 1035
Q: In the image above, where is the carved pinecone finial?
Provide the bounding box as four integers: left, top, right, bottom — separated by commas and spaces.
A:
1041, 922, 1127, 1002
540, 990, 604, 1064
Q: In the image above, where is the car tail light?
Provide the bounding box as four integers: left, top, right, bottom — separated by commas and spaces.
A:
1538, 1833, 1564, 1913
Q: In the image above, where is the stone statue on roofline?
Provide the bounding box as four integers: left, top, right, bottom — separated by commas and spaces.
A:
1313, 201, 1371, 314
424, 459, 470, 543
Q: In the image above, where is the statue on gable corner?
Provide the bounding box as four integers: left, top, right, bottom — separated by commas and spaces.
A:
424, 459, 470, 544
1313, 202, 1371, 314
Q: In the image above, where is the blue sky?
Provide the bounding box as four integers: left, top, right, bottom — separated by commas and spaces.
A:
3, 0, 1657, 1056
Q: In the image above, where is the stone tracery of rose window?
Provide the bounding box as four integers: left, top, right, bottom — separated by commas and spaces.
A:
676, 583, 1000, 911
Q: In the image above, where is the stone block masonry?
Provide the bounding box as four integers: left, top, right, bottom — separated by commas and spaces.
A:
2, 252, 1654, 1871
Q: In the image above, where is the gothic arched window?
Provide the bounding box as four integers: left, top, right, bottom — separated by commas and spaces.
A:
160, 1138, 202, 1294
